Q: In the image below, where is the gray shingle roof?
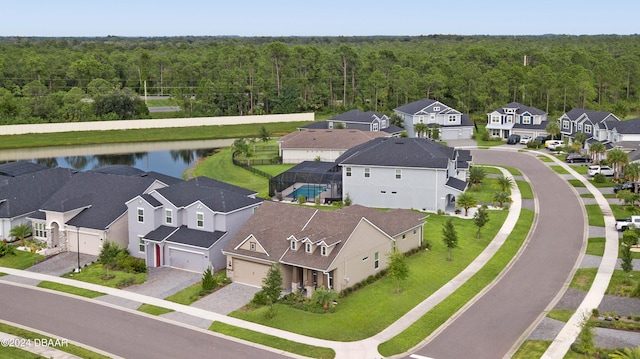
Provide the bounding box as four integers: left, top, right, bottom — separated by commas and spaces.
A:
446, 177, 468, 192
336, 137, 455, 169
564, 108, 616, 124
41, 171, 159, 229
607, 118, 640, 134
496, 102, 547, 116
279, 129, 387, 150
330, 109, 388, 124
0, 167, 75, 218
0, 161, 49, 177
154, 177, 261, 212
394, 98, 439, 114
145, 225, 225, 248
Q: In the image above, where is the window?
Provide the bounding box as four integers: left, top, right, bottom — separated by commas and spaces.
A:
372, 123, 379, 131
305, 242, 312, 253
34, 222, 47, 238
522, 116, 531, 124
290, 241, 297, 251
578, 124, 583, 132
402, 234, 406, 239
138, 236, 145, 253
250, 242, 256, 251
506, 115, 513, 123
395, 169, 402, 179
419, 116, 424, 123
585, 124, 592, 133
321, 246, 327, 256
137, 208, 144, 223
433, 106, 440, 111
165, 209, 173, 224
491, 116, 500, 124
364, 168, 370, 178
563, 120, 570, 129
448, 115, 457, 122
374, 252, 379, 269
196, 212, 204, 228
346, 167, 352, 177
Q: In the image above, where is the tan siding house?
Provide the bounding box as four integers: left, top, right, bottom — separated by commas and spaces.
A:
223, 201, 425, 295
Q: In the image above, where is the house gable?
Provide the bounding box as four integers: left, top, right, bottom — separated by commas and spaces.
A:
235, 234, 269, 256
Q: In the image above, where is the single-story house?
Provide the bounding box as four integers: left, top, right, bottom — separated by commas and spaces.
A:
126, 177, 262, 272
393, 99, 474, 140
223, 201, 426, 294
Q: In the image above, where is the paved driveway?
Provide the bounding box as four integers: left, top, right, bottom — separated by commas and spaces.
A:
123, 267, 200, 299
191, 282, 260, 314
26, 251, 97, 277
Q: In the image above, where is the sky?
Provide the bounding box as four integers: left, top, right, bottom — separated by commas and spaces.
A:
1, 0, 638, 37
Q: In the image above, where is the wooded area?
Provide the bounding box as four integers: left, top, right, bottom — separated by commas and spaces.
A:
0, 35, 638, 125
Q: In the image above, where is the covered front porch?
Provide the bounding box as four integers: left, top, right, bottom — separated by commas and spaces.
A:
283, 264, 335, 297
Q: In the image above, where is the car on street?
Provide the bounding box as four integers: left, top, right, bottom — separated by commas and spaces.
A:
613, 182, 638, 193
588, 165, 615, 176
565, 154, 592, 163
520, 135, 532, 144
507, 134, 521, 144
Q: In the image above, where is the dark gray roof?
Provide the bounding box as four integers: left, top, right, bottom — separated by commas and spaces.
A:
89, 165, 146, 176
190, 176, 257, 197
145, 225, 226, 248
382, 124, 404, 134
0, 161, 49, 177
155, 177, 262, 212
513, 122, 547, 130
457, 150, 472, 162
629, 148, 640, 162
41, 171, 159, 229
330, 109, 388, 124
563, 108, 616, 124
146, 171, 184, 186
394, 98, 439, 114
496, 102, 547, 116
0, 167, 76, 218
140, 193, 163, 207
446, 177, 468, 192
607, 118, 640, 134
337, 137, 455, 169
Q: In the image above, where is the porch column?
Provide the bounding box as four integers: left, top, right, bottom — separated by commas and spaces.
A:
291, 267, 300, 291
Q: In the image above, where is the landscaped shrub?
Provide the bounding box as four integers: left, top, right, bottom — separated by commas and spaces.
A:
201, 266, 217, 293
593, 173, 606, 183
0, 241, 15, 257
527, 141, 543, 149
115, 276, 135, 288
100, 240, 146, 273
251, 290, 268, 306
297, 195, 306, 204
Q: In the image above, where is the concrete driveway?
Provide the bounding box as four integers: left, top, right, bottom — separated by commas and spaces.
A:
191, 282, 260, 315
123, 267, 200, 299
26, 251, 97, 277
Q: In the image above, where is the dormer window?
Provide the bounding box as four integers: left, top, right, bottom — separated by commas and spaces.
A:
250, 242, 256, 251
305, 242, 312, 253
433, 106, 440, 111
290, 241, 297, 251
321, 246, 328, 256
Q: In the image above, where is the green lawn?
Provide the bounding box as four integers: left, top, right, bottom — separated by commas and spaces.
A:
466, 178, 511, 204
585, 204, 605, 227
517, 180, 533, 200
570, 268, 598, 291
0, 250, 44, 269
606, 269, 640, 297
568, 179, 586, 188
512, 340, 552, 359
165, 281, 205, 305
586, 237, 605, 256
253, 164, 295, 177
547, 309, 575, 322
210, 322, 335, 359
37, 280, 105, 298
137, 303, 175, 316
581, 193, 594, 198
0, 322, 110, 359
569, 165, 590, 175
550, 165, 570, 175
231, 210, 508, 342
61, 263, 146, 288
537, 155, 553, 163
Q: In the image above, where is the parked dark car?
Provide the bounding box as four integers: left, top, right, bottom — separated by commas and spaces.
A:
506, 134, 521, 144
614, 182, 638, 193
565, 154, 592, 163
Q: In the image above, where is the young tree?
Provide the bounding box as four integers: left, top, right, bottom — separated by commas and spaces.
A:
616, 190, 640, 211
312, 286, 338, 311
546, 121, 560, 140
386, 248, 409, 293
455, 192, 477, 216
495, 174, 514, 192
442, 218, 458, 261
9, 223, 32, 247
431, 124, 441, 141
201, 266, 217, 293
262, 263, 283, 317
258, 125, 271, 143
621, 230, 638, 276
473, 205, 490, 239
574, 313, 596, 356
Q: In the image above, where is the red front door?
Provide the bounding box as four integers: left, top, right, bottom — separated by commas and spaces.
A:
155, 244, 161, 267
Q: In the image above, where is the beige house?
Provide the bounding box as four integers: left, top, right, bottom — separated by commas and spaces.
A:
278, 129, 388, 164
222, 201, 425, 295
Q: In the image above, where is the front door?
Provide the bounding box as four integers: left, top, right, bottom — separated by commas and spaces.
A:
155, 244, 161, 267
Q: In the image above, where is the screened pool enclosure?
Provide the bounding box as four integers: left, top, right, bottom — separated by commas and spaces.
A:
269, 161, 343, 203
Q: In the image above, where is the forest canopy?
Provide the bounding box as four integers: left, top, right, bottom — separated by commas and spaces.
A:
0, 35, 638, 125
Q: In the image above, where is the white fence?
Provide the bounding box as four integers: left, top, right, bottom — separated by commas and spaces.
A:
0, 113, 314, 135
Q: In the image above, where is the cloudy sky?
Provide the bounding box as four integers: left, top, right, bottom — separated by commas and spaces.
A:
1, 0, 638, 37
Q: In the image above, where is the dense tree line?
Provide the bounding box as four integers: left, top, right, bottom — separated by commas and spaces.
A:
0, 35, 639, 125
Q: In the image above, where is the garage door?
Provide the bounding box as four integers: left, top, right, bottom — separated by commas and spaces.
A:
233, 259, 271, 287
168, 247, 205, 273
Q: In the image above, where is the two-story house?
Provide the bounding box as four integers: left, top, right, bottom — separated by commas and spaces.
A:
126, 177, 262, 272
337, 137, 469, 212
559, 108, 621, 147
486, 102, 548, 139
299, 109, 403, 136
393, 99, 473, 140
223, 201, 425, 295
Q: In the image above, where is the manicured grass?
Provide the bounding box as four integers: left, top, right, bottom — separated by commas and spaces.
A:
547, 309, 575, 322
503, 166, 523, 176
517, 180, 533, 200
610, 204, 633, 220
0, 272, 6, 276
581, 193, 594, 198
145, 98, 179, 107
602, 193, 616, 199
137, 303, 175, 316
589, 179, 617, 188
193, 147, 269, 198
209, 321, 335, 359
231, 210, 508, 342
0, 121, 309, 150
466, 178, 510, 204
61, 263, 146, 288
512, 340, 552, 359
606, 269, 640, 297
37, 280, 105, 298
570, 165, 590, 175
585, 204, 605, 227
252, 164, 295, 177
0, 250, 44, 269
570, 268, 598, 292
586, 237, 606, 257
165, 281, 205, 305
477, 166, 503, 175
550, 165, 570, 175
0, 322, 111, 359
537, 155, 553, 162
568, 179, 586, 188
0, 345, 44, 358
378, 209, 534, 356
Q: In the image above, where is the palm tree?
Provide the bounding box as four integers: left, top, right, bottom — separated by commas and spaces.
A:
609, 347, 640, 359
589, 141, 606, 163
455, 192, 477, 216
607, 148, 629, 181
546, 121, 561, 140
468, 166, 486, 188
573, 132, 586, 152
495, 174, 514, 192
625, 162, 640, 193
413, 123, 428, 138
493, 191, 512, 208
10, 223, 32, 247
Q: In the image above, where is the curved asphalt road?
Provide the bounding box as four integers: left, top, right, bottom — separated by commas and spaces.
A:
409, 150, 585, 359
0, 283, 287, 359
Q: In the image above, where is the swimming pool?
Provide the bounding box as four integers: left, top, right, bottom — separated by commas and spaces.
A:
287, 185, 327, 199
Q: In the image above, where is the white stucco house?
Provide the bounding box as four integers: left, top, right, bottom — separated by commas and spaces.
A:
336, 137, 469, 212
393, 99, 474, 140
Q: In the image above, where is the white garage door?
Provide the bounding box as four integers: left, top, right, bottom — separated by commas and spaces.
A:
233, 259, 271, 287
168, 247, 205, 273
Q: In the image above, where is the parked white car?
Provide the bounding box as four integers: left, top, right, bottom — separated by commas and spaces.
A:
588, 165, 615, 176
519, 135, 532, 144
546, 140, 564, 150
